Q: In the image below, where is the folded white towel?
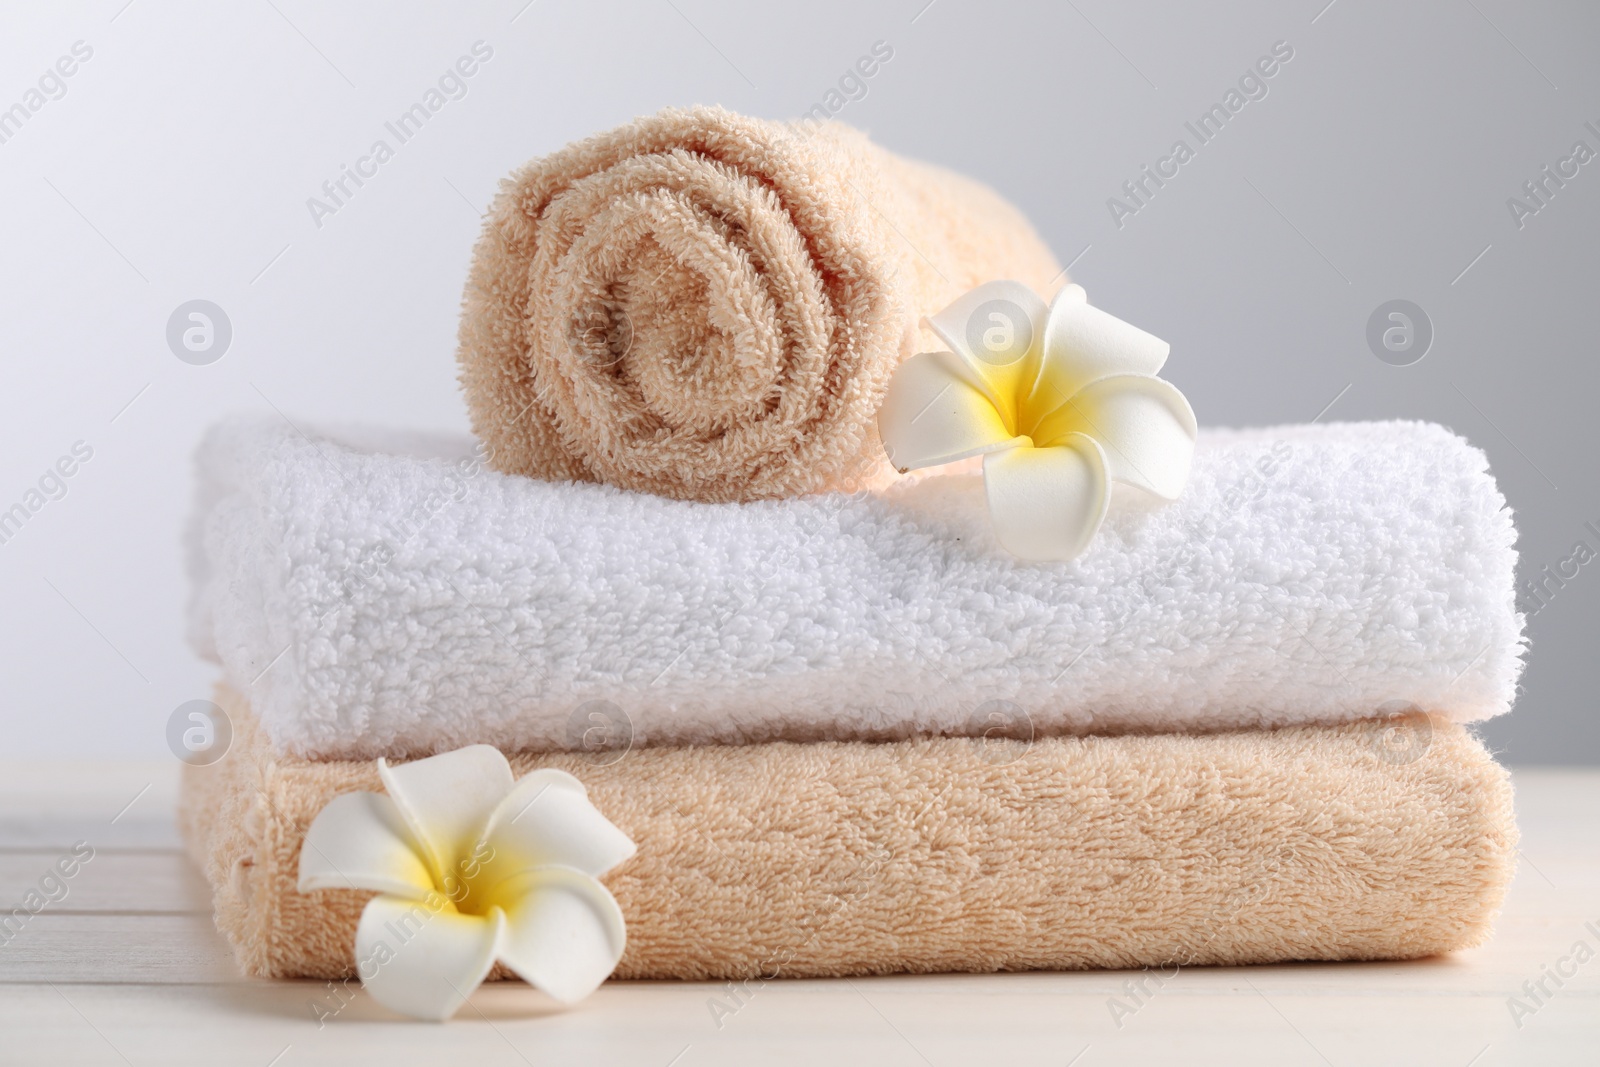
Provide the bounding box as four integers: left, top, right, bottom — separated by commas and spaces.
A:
188, 417, 1523, 759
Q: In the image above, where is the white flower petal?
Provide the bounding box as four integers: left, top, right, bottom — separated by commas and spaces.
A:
297, 792, 434, 900
378, 746, 514, 883
1033, 374, 1197, 499
1027, 284, 1170, 413
878, 350, 1029, 472
481, 769, 637, 880
925, 280, 1050, 423
355, 894, 504, 1022
926, 279, 1049, 376
495, 866, 627, 1004
983, 437, 1109, 562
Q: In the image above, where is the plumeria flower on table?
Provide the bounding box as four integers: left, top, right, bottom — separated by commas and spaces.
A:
297, 744, 636, 1021
878, 280, 1197, 561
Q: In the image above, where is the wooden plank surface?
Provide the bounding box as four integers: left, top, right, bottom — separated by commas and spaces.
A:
0, 764, 1594, 1066
0, 850, 211, 914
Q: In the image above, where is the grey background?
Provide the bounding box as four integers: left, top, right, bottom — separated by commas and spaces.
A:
1, 0, 1594, 763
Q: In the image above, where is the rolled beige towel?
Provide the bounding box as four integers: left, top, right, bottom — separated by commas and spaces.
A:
457, 106, 1062, 502
183, 685, 1515, 982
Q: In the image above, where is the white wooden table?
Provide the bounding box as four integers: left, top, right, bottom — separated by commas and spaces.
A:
2, 762, 1595, 1066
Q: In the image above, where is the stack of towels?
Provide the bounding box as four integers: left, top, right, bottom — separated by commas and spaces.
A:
181, 107, 1524, 985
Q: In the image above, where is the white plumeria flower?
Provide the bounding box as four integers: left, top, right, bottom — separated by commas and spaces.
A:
879, 280, 1197, 561
297, 745, 636, 1021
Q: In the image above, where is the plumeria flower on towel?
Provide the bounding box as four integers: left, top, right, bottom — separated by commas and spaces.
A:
297, 745, 635, 1020
879, 280, 1197, 561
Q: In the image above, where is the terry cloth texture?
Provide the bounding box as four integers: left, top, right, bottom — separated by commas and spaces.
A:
188, 417, 1524, 761
456, 105, 1062, 503
182, 685, 1517, 981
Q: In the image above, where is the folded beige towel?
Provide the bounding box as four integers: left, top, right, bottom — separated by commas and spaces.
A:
183, 686, 1515, 981
457, 106, 1062, 503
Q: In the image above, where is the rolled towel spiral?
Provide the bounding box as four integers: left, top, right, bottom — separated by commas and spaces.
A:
457, 106, 1062, 502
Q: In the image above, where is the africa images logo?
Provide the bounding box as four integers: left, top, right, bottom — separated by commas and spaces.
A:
0, 40, 93, 147
305, 41, 494, 229
1106, 40, 1295, 229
